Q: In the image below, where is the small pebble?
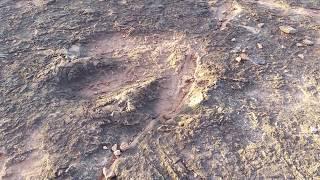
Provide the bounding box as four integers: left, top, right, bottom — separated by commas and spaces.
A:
113, 150, 121, 156
257, 23, 265, 28
103, 167, 116, 180
257, 43, 263, 49
279, 25, 297, 34
296, 43, 304, 47
231, 38, 236, 42
240, 53, 249, 60
235, 56, 242, 62
120, 142, 129, 152
111, 144, 118, 152
103, 146, 108, 150
298, 54, 304, 59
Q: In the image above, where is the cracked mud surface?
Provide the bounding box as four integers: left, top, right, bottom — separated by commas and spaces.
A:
1, 0, 320, 179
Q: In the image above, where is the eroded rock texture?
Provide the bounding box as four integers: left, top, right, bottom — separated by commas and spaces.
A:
1, 0, 320, 179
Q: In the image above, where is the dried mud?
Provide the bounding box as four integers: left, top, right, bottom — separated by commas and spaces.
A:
1, 0, 320, 179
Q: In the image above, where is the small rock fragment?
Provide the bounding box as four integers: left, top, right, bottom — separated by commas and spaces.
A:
113, 150, 121, 156
296, 43, 304, 47
257, 43, 263, 49
279, 25, 297, 34
302, 39, 314, 46
103, 146, 108, 150
257, 23, 265, 28
111, 144, 118, 152
240, 53, 249, 60
231, 38, 236, 42
298, 54, 304, 59
103, 167, 116, 180
56, 168, 65, 177
236, 53, 249, 62
120, 142, 129, 152
235, 56, 242, 62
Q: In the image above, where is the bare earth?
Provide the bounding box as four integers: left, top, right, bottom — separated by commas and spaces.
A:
1, 0, 320, 179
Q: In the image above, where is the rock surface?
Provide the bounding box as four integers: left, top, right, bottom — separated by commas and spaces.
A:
1, 0, 320, 179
